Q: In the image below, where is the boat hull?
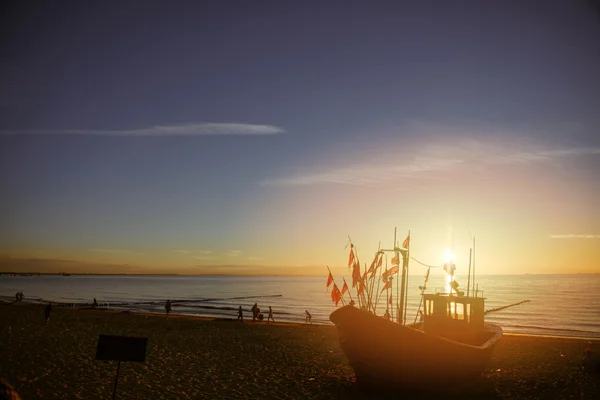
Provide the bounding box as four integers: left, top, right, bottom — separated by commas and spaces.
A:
330, 305, 503, 389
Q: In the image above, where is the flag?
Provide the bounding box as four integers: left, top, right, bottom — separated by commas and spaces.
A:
382, 265, 399, 283
357, 278, 366, 296
352, 262, 361, 288
424, 267, 430, 284
367, 253, 378, 275
370, 254, 381, 278
391, 254, 400, 266
402, 235, 410, 249
381, 279, 392, 292
326, 271, 333, 288
348, 248, 355, 268
388, 292, 393, 305
331, 283, 342, 306
341, 278, 349, 295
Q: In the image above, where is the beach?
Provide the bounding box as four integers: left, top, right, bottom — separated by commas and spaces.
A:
0, 303, 598, 399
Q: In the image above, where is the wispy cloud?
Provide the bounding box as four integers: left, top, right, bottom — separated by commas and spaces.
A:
89, 248, 145, 255
226, 250, 242, 256
549, 234, 600, 239
0, 123, 284, 136
172, 249, 213, 255
261, 135, 600, 187
172, 249, 193, 254
193, 255, 217, 260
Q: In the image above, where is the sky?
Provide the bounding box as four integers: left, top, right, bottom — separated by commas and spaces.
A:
1, 0, 599, 276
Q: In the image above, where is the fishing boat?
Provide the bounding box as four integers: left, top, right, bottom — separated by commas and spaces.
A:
327, 230, 503, 390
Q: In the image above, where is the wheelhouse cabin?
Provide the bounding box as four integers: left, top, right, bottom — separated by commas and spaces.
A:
421, 293, 489, 344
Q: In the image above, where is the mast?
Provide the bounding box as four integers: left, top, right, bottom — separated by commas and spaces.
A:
403, 230, 410, 324
395, 230, 399, 323
466, 248, 472, 297
472, 237, 476, 297
398, 228, 406, 325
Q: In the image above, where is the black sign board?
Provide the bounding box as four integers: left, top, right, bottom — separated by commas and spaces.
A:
96, 335, 148, 362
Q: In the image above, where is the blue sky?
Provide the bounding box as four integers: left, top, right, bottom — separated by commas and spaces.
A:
1, 1, 599, 275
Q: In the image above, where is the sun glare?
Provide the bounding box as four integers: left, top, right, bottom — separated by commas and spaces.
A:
444, 251, 453, 262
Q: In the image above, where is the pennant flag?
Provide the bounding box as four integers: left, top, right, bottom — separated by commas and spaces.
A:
367, 253, 378, 275
388, 292, 393, 305
331, 283, 342, 306
377, 253, 383, 268
424, 267, 430, 284
352, 262, 361, 288
341, 278, 349, 295
402, 235, 410, 249
348, 248, 355, 268
357, 278, 366, 296
391, 254, 400, 266
381, 265, 399, 283
326, 272, 333, 288
381, 279, 392, 292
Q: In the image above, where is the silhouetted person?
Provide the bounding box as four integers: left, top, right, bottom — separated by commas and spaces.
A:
93, 298, 98, 308
0, 378, 21, 400
165, 300, 171, 317
44, 303, 53, 323
383, 309, 391, 321
236, 306, 244, 322
14, 292, 19, 302
305, 310, 312, 324
349, 299, 355, 307
251, 303, 258, 322
267, 306, 274, 323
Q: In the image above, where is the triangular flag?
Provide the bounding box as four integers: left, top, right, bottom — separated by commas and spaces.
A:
341, 279, 349, 295
381, 279, 392, 292
382, 265, 399, 283
352, 262, 361, 288
402, 235, 410, 249
348, 249, 355, 268
391, 254, 400, 266
326, 272, 333, 288
331, 284, 342, 306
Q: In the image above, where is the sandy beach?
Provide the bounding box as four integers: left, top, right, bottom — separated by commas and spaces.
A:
0, 303, 598, 399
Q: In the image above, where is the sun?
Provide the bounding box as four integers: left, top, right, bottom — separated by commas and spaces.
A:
444, 251, 453, 262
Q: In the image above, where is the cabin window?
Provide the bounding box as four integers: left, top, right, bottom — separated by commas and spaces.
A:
466, 304, 471, 323
455, 303, 465, 320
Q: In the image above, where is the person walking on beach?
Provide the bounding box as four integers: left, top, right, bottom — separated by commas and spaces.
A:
165, 300, 171, 317
251, 303, 258, 322
305, 310, 312, 325
237, 306, 244, 322
267, 306, 274, 323
15, 292, 19, 302
93, 298, 98, 308
44, 303, 53, 323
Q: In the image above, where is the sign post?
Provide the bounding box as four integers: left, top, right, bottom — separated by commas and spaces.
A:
96, 335, 148, 399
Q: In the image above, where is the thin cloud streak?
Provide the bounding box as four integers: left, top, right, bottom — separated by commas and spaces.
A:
549, 234, 600, 239
0, 123, 285, 136
261, 140, 600, 187
89, 248, 145, 255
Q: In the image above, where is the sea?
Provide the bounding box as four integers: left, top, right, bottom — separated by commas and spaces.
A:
1, 274, 599, 339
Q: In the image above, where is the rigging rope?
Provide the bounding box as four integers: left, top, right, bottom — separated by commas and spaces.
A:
409, 257, 444, 269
